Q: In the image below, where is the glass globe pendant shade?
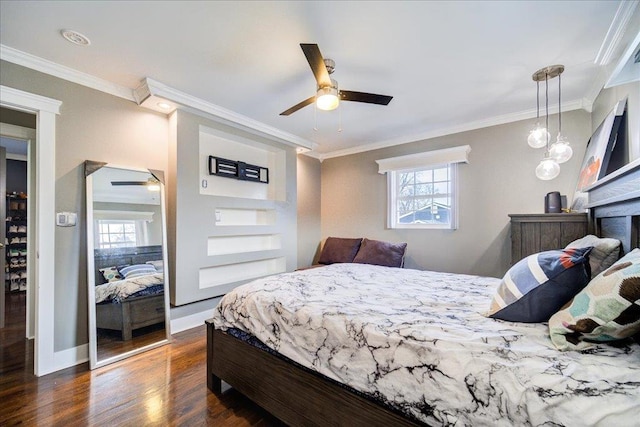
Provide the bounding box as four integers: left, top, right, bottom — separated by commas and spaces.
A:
316, 86, 339, 111
527, 123, 549, 148
536, 156, 560, 180
549, 133, 573, 164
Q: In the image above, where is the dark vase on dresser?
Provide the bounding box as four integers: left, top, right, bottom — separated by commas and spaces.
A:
509, 213, 588, 265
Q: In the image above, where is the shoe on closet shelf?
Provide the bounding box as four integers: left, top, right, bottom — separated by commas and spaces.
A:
19, 271, 27, 279
10, 237, 20, 244
10, 257, 19, 265
9, 225, 18, 233
19, 280, 27, 291
17, 225, 27, 233
19, 237, 27, 243
19, 249, 27, 256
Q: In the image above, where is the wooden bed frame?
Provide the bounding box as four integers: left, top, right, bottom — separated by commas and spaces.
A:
206, 159, 640, 426
94, 245, 165, 341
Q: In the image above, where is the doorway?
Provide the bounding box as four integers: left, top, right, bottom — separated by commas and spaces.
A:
1, 111, 35, 376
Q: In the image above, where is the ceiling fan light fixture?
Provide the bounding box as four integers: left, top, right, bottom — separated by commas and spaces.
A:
316, 86, 339, 111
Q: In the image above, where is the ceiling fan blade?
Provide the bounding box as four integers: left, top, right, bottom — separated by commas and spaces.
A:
300, 43, 331, 88
111, 181, 147, 186
340, 90, 393, 105
280, 96, 316, 116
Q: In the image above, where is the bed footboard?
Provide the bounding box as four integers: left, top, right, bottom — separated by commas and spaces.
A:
205, 319, 417, 426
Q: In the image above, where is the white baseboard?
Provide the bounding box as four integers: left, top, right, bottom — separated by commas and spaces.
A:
39, 308, 212, 375
170, 308, 214, 334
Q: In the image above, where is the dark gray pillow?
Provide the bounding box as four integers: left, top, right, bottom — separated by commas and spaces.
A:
318, 237, 363, 265
352, 238, 407, 268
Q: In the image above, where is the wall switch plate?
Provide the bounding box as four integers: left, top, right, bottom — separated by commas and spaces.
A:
215, 210, 221, 222
56, 212, 77, 227
202, 179, 208, 189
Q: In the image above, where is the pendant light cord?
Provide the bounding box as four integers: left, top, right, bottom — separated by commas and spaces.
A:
536, 81, 540, 120
558, 73, 562, 134
545, 71, 549, 153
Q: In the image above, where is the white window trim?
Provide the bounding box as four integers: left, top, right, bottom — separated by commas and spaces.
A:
377, 145, 470, 230
376, 145, 471, 174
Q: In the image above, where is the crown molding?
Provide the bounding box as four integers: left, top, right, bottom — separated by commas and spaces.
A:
0, 45, 313, 150
594, 0, 639, 66
138, 78, 314, 150
316, 99, 586, 161
1, 44, 135, 101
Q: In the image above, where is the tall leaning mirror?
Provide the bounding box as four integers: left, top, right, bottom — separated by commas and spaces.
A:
85, 161, 171, 369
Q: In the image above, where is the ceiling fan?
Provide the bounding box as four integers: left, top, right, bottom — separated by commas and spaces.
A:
280, 43, 393, 116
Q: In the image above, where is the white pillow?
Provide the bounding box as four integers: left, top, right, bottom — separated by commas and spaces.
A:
565, 235, 620, 277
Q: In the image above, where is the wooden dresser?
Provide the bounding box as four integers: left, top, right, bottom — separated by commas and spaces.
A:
509, 213, 589, 264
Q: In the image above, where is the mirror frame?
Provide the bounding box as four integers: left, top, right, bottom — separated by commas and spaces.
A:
85, 161, 171, 369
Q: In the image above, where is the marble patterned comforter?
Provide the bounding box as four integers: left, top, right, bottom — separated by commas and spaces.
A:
213, 263, 640, 426
95, 272, 164, 303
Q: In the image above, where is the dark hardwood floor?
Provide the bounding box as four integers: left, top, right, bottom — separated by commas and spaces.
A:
0, 291, 285, 426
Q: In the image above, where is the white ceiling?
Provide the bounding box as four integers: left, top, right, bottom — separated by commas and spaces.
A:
0, 1, 636, 157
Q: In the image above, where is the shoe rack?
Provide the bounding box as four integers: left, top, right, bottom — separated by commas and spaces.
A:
5, 192, 27, 292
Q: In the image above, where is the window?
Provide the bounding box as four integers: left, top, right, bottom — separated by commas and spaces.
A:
97, 220, 137, 249
376, 145, 470, 230
93, 210, 154, 249
389, 164, 456, 229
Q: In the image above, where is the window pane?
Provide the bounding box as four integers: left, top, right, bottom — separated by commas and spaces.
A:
415, 170, 431, 183
433, 182, 448, 195
433, 167, 448, 181
415, 184, 433, 195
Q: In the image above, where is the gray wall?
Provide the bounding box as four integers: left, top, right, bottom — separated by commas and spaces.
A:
1, 60, 169, 351
296, 154, 322, 267
319, 110, 592, 278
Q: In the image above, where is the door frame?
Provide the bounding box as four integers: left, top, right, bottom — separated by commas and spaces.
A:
1, 85, 60, 376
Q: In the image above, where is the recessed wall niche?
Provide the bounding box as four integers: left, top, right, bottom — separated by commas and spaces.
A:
199, 126, 286, 201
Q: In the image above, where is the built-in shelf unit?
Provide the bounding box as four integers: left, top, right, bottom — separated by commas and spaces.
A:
168, 111, 297, 306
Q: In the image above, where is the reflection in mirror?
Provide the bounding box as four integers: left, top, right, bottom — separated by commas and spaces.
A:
85, 161, 171, 369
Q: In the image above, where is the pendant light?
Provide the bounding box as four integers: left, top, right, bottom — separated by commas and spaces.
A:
527, 80, 549, 148
530, 65, 565, 180
548, 72, 573, 163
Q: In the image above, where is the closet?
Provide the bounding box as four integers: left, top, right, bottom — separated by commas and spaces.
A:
3, 157, 28, 294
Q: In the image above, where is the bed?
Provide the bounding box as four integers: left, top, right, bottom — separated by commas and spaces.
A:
206, 160, 640, 426
94, 245, 165, 341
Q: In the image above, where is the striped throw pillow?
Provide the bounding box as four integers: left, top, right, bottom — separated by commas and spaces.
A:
119, 264, 157, 279
486, 247, 592, 322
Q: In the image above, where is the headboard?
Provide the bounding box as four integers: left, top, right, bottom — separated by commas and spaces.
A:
94, 245, 163, 285
585, 158, 640, 255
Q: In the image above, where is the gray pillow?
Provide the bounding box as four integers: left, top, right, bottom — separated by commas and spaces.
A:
565, 235, 621, 277
352, 238, 407, 268
318, 237, 363, 265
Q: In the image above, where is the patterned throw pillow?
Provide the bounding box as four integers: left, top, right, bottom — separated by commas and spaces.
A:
549, 248, 640, 351
565, 234, 621, 277
118, 264, 157, 279
99, 266, 123, 283
487, 247, 593, 323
